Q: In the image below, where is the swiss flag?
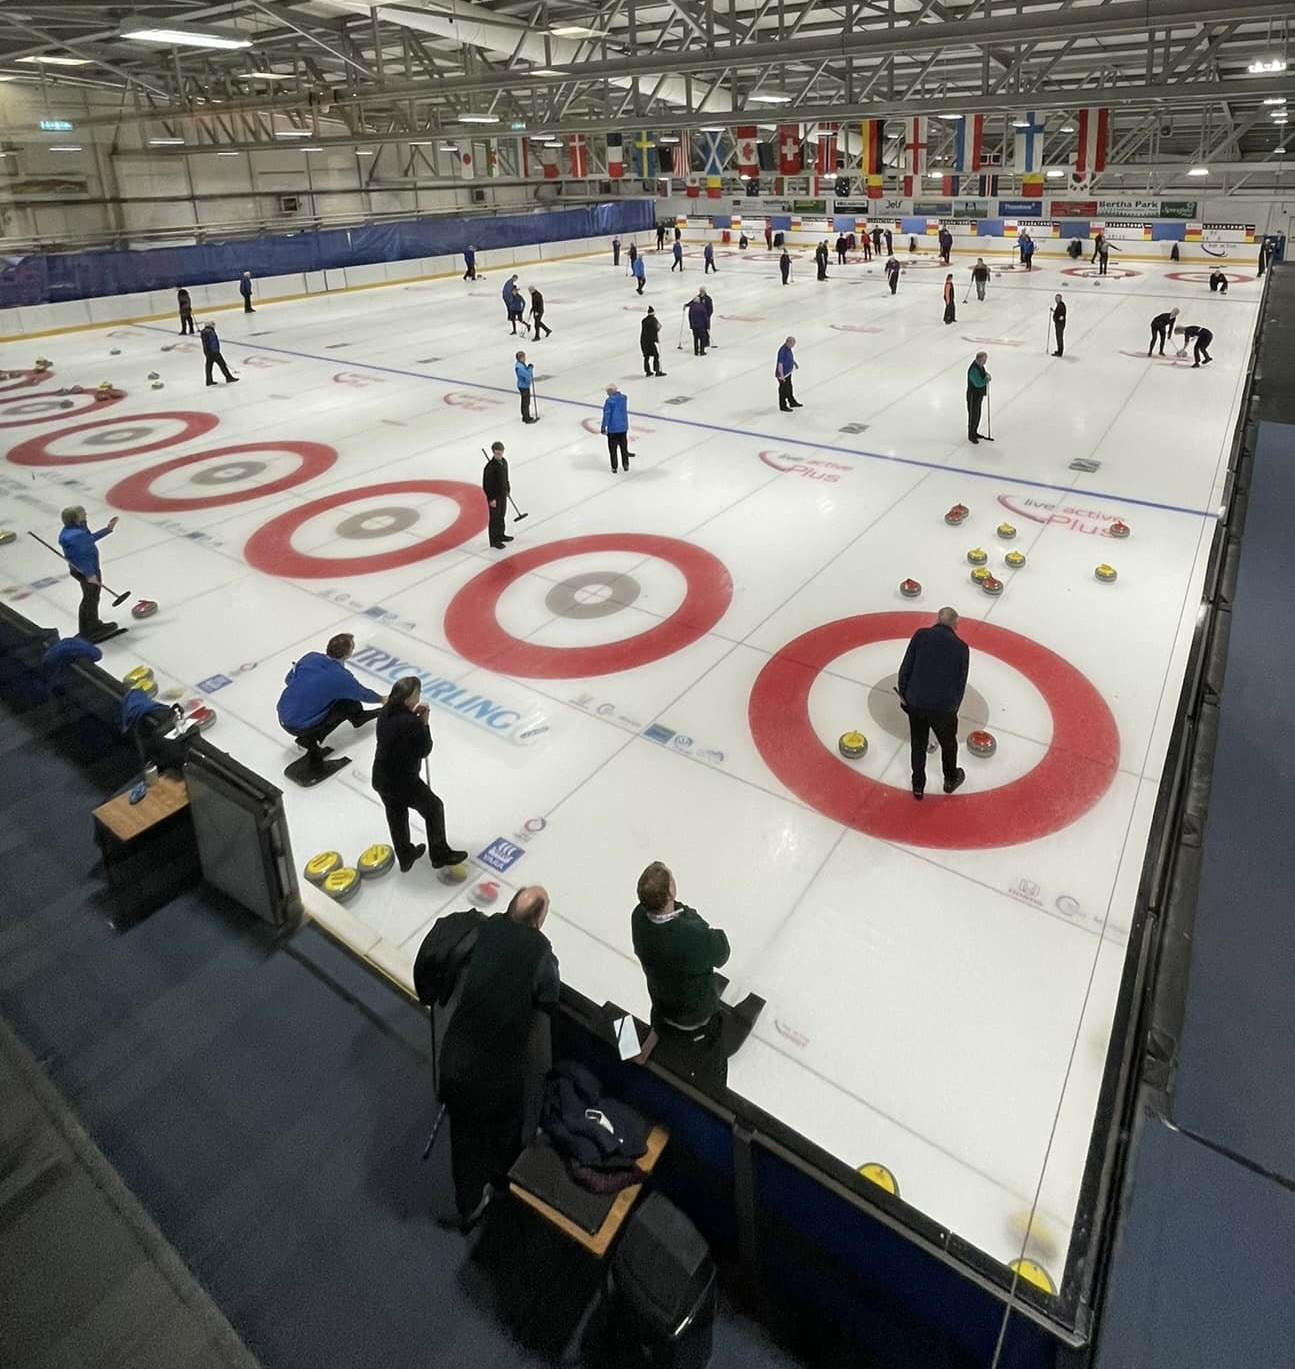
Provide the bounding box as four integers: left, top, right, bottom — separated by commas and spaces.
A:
778, 124, 801, 175
735, 125, 759, 179
567, 134, 588, 178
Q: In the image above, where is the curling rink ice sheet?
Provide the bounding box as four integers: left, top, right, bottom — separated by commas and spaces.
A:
0, 240, 1261, 1281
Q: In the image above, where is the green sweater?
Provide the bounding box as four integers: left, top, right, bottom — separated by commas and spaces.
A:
631, 902, 730, 1029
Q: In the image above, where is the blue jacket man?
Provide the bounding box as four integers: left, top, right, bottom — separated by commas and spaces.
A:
502, 275, 527, 334
58, 504, 118, 640
686, 292, 710, 355
631, 254, 646, 294
463, 246, 477, 280
514, 351, 536, 422
601, 384, 634, 472
200, 322, 238, 386
775, 336, 800, 411
897, 608, 969, 799
671, 239, 684, 272
239, 271, 254, 312
276, 632, 382, 767
703, 241, 716, 274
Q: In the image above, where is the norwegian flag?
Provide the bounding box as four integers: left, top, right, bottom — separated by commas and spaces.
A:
1074, 107, 1109, 184
815, 122, 838, 175
778, 124, 802, 175
567, 133, 588, 178
735, 124, 759, 179
901, 117, 928, 197
606, 132, 623, 178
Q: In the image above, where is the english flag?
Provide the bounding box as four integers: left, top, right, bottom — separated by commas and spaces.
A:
901, 116, 928, 197
815, 122, 838, 174
606, 132, 623, 179
778, 125, 802, 174
1074, 107, 1109, 183
735, 125, 759, 179
567, 133, 588, 178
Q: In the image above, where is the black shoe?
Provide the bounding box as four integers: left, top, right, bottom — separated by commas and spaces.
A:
780, 405, 790, 412
790, 401, 803, 408
943, 768, 966, 795
1202, 357, 1212, 366
913, 788, 925, 801
206, 380, 217, 386
969, 435, 979, 444
1053, 351, 1063, 357
398, 843, 426, 873
656, 371, 666, 377
227, 376, 240, 383
436, 1186, 492, 1233
500, 535, 514, 543
490, 541, 505, 549
431, 848, 469, 869
626, 451, 636, 460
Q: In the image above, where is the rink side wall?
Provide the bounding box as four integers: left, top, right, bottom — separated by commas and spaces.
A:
0, 200, 655, 337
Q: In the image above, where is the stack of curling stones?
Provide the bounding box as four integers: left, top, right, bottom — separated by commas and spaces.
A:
303, 843, 396, 902
944, 503, 970, 526
838, 730, 868, 760
94, 381, 115, 402
123, 664, 157, 698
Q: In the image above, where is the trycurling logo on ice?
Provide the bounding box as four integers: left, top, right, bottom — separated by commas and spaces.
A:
350, 642, 550, 745
996, 493, 1127, 536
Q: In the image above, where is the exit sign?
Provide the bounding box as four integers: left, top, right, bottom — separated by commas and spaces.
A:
39, 119, 73, 132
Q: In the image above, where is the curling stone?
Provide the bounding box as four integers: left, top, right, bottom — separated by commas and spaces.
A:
131, 598, 158, 619
1094, 563, 1118, 583
0, 529, 15, 546
68, 384, 83, 394
1009, 1258, 1056, 1296
59, 399, 74, 409
151, 381, 164, 390
0, 370, 8, 380
899, 577, 922, 599
837, 730, 868, 760
126, 676, 158, 699
970, 566, 990, 585
472, 878, 501, 905
34, 358, 51, 371
122, 665, 155, 690
981, 574, 1003, 596
303, 850, 342, 885
321, 866, 361, 902
356, 843, 395, 878
161, 686, 184, 701
944, 503, 970, 526
184, 704, 217, 732
966, 547, 988, 566
56, 386, 71, 395
968, 730, 997, 757
857, 1162, 899, 1197
437, 863, 469, 884
110, 348, 121, 356
93, 389, 114, 402
1108, 519, 1130, 539
996, 522, 1017, 540
97, 380, 112, 390
146, 371, 159, 380
1004, 550, 1026, 569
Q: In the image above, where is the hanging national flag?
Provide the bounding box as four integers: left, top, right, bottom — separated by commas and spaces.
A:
700, 129, 725, 177
943, 113, 984, 194
860, 119, 885, 197
606, 132, 624, 179
541, 145, 560, 179
1074, 108, 1109, 183
567, 134, 588, 178
978, 174, 1000, 198
514, 136, 530, 178
815, 122, 838, 175
901, 117, 928, 197
735, 125, 759, 179
483, 140, 498, 178
705, 175, 722, 199
630, 130, 656, 179
778, 125, 802, 175
685, 174, 701, 199
454, 140, 475, 181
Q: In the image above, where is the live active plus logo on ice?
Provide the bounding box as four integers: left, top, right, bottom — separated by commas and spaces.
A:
349, 642, 550, 745
759, 450, 852, 483
997, 493, 1127, 536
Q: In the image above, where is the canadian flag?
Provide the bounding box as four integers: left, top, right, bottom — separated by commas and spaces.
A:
735, 125, 759, 179
1074, 107, 1109, 183
815, 122, 838, 175
778, 125, 802, 174
606, 132, 623, 179
567, 133, 588, 178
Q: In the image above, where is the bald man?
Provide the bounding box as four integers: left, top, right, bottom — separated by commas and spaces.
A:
897, 607, 969, 800
437, 886, 559, 1231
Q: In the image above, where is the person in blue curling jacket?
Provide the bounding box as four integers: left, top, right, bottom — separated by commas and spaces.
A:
601, 383, 635, 473
58, 505, 118, 641
276, 632, 383, 772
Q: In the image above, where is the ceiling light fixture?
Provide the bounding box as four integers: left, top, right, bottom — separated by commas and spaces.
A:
701, 126, 726, 133
939, 113, 962, 121
302, 145, 322, 152
1187, 166, 1210, 176
1248, 57, 1287, 74
749, 93, 792, 104
216, 150, 240, 156
49, 145, 82, 152
237, 70, 292, 81
1046, 169, 1065, 178
657, 135, 680, 143
119, 24, 251, 50
148, 137, 185, 146
1012, 118, 1030, 128
1275, 146, 1287, 154
355, 149, 374, 155
457, 113, 499, 124
550, 25, 598, 38
530, 68, 562, 76
1264, 96, 1287, 105
1060, 124, 1076, 133
17, 55, 93, 67
438, 143, 457, 151
275, 129, 313, 138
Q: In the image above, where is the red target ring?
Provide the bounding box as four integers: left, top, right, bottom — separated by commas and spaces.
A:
106, 442, 338, 513
0, 388, 123, 427
0, 369, 50, 392
245, 479, 484, 579
748, 611, 1119, 849
445, 534, 733, 678
1164, 270, 1255, 285
6, 411, 219, 466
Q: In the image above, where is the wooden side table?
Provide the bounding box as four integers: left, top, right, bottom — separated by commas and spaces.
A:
91, 774, 201, 923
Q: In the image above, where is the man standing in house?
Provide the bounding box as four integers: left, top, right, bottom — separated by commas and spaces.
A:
601, 383, 636, 472
776, 336, 801, 411
897, 607, 969, 801
966, 350, 990, 443
639, 305, 665, 376
482, 441, 513, 550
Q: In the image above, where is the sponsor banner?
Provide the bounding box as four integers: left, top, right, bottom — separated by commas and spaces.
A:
997, 198, 1043, 217
1097, 198, 1160, 216
1203, 222, 1256, 243
912, 200, 952, 216
1159, 200, 1197, 219
1050, 200, 1098, 218
1094, 221, 1150, 242
349, 641, 550, 744
953, 199, 989, 217
792, 198, 827, 214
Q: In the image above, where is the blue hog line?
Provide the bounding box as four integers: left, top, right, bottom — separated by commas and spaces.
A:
350, 645, 522, 733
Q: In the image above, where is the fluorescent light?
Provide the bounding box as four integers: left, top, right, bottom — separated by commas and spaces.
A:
216, 150, 240, 156
148, 137, 185, 146
438, 143, 457, 151
457, 113, 498, 124
237, 71, 292, 81
408, 140, 433, 146
120, 26, 251, 50
550, 25, 597, 37
301, 145, 322, 152
926, 171, 942, 179
1276, 146, 1287, 154
1248, 57, 1287, 74
1187, 166, 1210, 176
49, 145, 82, 152
1046, 169, 1065, 178
355, 149, 374, 156
657, 135, 680, 144
1264, 96, 1287, 105
1060, 124, 1075, 133
275, 129, 313, 138
17, 55, 93, 67
530, 68, 562, 76
1012, 119, 1030, 128
939, 113, 962, 121
701, 125, 726, 133
749, 93, 791, 104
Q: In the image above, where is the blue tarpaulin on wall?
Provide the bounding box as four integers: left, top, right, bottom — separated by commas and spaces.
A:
0, 201, 655, 309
